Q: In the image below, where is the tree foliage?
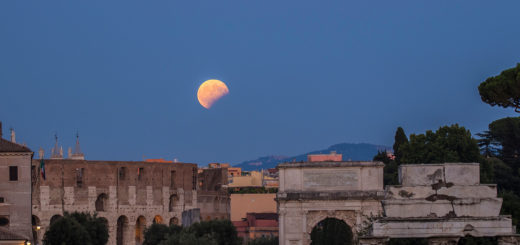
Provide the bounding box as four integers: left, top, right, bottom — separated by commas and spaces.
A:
393, 127, 408, 163
487, 117, 520, 167
247, 236, 278, 245
373, 150, 398, 185
399, 124, 480, 164
144, 220, 240, 245
144, 224, 182, 245
43, 212, 106, 245
478, 63, 520, 113
67, 212, 109, 245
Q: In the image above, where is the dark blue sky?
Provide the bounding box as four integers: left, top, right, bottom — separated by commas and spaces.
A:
1, 1, 518, 165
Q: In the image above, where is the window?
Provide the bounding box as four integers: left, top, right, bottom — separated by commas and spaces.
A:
0, 197, 4, 203
31, 165, 37, 185
138, 168, 144, 180
76, 168, 84, 187
9, 166, 18, 181
192, 168, 197, 190
0, 217, 9, 227
119, 167, 126, 180
170, 171, 176, 188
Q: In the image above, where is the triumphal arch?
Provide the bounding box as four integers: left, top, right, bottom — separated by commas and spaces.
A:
277, 161, 385, 245
277, 161, 519, 245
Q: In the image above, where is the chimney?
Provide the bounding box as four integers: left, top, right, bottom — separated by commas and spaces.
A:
10, 128, 15, 143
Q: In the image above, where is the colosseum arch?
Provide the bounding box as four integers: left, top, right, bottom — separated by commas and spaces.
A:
169, 217, 179, 226
153, 215, 163, 224
116, 216, 129, 245
169, 194, 179, 212
32, 215, 41, 244
135, 216, 146, 245
50, 214, 63, 226
95, 193, 108, 212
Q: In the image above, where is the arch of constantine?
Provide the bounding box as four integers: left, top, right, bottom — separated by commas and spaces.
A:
277, 161, 519, 245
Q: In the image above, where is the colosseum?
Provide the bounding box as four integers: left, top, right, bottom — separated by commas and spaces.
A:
30, 146, 230, 245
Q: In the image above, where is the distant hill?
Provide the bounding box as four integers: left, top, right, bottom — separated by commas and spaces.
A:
235, 143, 391, 171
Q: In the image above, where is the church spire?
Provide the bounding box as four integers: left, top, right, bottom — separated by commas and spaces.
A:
70, 132, 85, 160
50, 134, 63, 159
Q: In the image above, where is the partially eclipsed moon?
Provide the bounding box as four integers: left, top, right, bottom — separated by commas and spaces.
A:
197, 79, 229, 109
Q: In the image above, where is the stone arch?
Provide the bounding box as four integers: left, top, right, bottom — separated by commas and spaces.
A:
169, 217, 179, 226
310, 217, 353, 245
50, 214, 62, 226
95, 193, 108, 212
169, 194, 179, 212
135, 215, 146, 245
32, 215, 41, 244
153, 215, 163, 224
305, 210, 357, 236
116, 215, 129, 245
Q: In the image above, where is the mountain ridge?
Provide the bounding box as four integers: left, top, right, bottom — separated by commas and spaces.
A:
235, 143, 390, 171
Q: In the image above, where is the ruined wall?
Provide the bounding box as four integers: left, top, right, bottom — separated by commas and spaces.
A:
197, 168, 230, 221
31, 159, 199, 245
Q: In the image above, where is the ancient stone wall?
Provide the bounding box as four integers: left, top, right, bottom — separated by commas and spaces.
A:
197, 168, 230, 220
31, 159, 229, 245
277, 161, 385, 245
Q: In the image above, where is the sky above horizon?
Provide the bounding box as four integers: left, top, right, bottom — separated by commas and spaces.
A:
1, 1, 519, 165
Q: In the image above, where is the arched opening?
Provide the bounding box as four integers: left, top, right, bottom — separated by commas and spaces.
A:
135, 216, 146, 245
50, 215, 62, 226
116, 216, 128, 245
95, 193, 108, 212
153, 215, 163, 224
310, 218, 353, 245
169, 194, 179, 212
169, 217, 179, 226
32, 215, 41, 244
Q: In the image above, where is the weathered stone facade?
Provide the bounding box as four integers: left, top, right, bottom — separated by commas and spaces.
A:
31, 159, 229, 245
277, 162, 520, 245
369, 163, 518, 244
277, 161, 385, 245
0, 127, 33, 243
197, 167, 231, 221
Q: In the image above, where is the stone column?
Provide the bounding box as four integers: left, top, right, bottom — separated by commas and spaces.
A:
498, 236, 520, 245
107, 223, 117, 245
427, 237, 460, 245
358, 237, 389, 245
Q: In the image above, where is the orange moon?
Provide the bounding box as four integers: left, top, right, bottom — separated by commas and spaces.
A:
197, 79, 229, 109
